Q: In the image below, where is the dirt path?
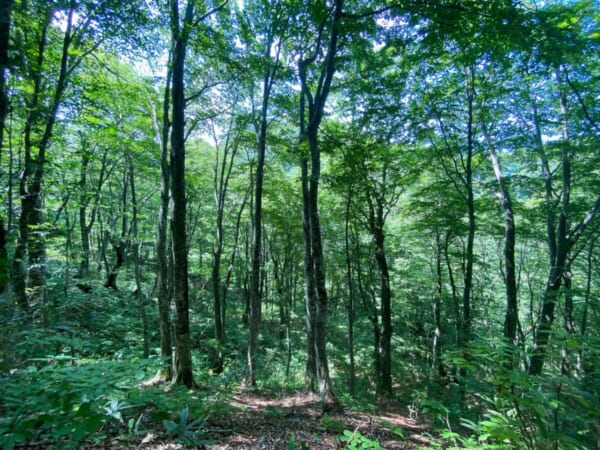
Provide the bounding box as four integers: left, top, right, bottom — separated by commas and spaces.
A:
198, 390, 434, 449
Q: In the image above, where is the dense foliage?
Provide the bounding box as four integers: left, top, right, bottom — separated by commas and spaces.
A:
1, 0, 599, 448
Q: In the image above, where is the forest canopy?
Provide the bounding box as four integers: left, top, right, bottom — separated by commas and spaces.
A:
0, 0, 599, 448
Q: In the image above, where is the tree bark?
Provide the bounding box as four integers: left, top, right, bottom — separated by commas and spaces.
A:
578, 234, 597, 375
301, 154, 318, 389
432, 229, 445, 378
344, 184, 356, 396
78, 152, 91, 279
297, 0, 344, 404
13, 5, 74, 310
461, 69, 475, 353
210, 112, 242, 374
104, 165, 129, 290
129, 159, 149, 358
482, 124, 518, 365
247, 29, 281, 384
78, 146, 109, 279
366, 195, 392, 394
0, 0, 11, 151
0, 0, 13, 294
154, 65, 173, 380
528, 86, 600, 375
169, 0, 195, 388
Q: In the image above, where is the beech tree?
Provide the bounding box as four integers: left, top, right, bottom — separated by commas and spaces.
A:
296, 0, 344, 403
0, 0, 13, 293
238, 0, 288, 385
8, 0, 151, 312
1, 1, 599, 448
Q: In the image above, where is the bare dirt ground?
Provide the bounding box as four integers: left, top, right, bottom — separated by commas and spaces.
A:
195, 390, 434, 449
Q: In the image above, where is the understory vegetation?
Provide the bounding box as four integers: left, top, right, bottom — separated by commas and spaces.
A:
1, 0, 599, 448
2, 270, 599, 448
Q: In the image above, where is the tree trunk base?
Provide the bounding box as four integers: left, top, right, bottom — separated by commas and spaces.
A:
320, 390, 342, 415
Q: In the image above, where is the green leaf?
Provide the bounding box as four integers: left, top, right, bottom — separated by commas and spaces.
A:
163, 420, 180, 435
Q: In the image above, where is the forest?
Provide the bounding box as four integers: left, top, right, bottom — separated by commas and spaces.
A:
0, 0, 599, 448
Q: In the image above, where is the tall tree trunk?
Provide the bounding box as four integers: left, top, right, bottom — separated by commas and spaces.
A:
247, 143, 264, 385
27, 194, 48, 307
212, 239, 224, 372
301, 154, 318, 389
169, 0, 195, 388
211, 114, 240, 374
78, 146, 108, 279
366, 193, 392, 395
211, 128, 233, 373
432, 229, 445, 378
308, 144, 334, 399
0, 0, 11, 152
461, 69, 475, 356
78, 152, 91, 279
154, 65, 173, 380
13, 6, 73, 310
344, 184, 356, 396
0, 0, 13, 294
528, 85, 600, 375
297, 0, 344, 405
442, 232, 460, 347
129, 159, 149, 358
247, 97, 266, 384
578, 235, 597, 375
482, 124, 518, 366
247, 36, 280, 385
219, 190, 248, 360
105, 165, 129, 290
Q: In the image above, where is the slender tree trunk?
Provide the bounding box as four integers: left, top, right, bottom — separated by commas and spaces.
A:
462, 70, 475, 355
561, 259, 575, 375
248, 43, 279, 385
211, 147, 225, 373
297, 0, 344, 405
578, 235, 597, 375
432, 229, 445, 378
307, 126, 335, 400
130, 160, 149, 358
221, 189, 249, 340
434, 68, 476, 379
78, 152, 91, 279
104, 238, 126, 290
0, 0, 13, 294
246, 182, 263, 383
210, 112, 242, 374
482, 124, 518, 365
62, 204, 73, 302
11, 13, 52, 312
212, 242, 224, 371
155, 68, 173, 380
301, 155, 318, 389
247, 120, 265, 385
78, 146, 108, 279
526, 87, 600, 375
344, 184, 356, 396
443, 232, 461, 350
169, 0, 195, 388
370, 207, 392, 394
19, 6, 73, 309
27, 194, 48, 306
105, 166, 129, 290
0, 0, 11, 151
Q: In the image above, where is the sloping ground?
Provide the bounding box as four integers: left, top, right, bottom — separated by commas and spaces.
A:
10, 389, 434, 449
197, 391, 434, 449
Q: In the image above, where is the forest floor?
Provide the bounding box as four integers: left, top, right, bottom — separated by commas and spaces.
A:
145, 389, 436, 449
